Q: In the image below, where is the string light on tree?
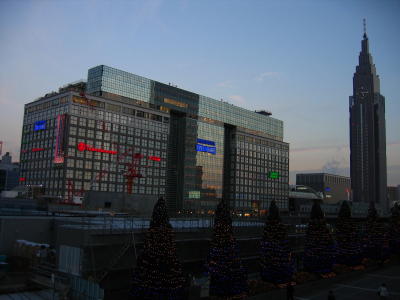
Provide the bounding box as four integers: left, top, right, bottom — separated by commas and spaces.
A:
389, 203, 400, 255
207, 199, 248, 298
363, 202, 387, 261
131, 197, 186, 300
260, 200, 294, 284
335, 201, 362, 266
303, 201, 335, 275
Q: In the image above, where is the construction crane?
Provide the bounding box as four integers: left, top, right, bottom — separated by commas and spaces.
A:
66, 180, 84, 205
125, 152, 143, 194
76, 143, 161, 196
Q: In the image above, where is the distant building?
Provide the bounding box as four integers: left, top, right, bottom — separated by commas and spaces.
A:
0, 152, 20, 193
296, 173, 350, 204
349, 22, 387, 211
387, 186, 399, 207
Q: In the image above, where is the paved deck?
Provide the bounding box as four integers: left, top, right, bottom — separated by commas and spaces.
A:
250, 263, 400, 300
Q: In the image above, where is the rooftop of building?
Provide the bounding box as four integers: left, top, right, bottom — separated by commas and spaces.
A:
296, 172, 350, 179
89, 65, 276, 117
86, 65, 284, 140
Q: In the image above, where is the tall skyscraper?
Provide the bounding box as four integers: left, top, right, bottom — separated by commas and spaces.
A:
349, 21, 387, 211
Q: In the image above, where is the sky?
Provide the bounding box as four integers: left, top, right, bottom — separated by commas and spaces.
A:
0, 0, 399, 185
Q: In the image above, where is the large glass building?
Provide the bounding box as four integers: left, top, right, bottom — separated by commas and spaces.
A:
20, 65, 289, 214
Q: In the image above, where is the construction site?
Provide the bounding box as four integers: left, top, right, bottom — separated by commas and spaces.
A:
0, 207, 315, 300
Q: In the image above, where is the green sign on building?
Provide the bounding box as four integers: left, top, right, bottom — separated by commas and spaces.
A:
268, 171, 280, 179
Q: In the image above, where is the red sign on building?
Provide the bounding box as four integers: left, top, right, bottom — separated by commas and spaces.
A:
54, 114, 66, 164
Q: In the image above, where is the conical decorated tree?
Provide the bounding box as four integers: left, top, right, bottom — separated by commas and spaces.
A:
260, 200, 293, 284
303, 201, 335, 274
335, 201, 362, 266
131, 197, 186, 299
389, 203, 400, 255
207, 199, 248, 297
363, 202, 386, 261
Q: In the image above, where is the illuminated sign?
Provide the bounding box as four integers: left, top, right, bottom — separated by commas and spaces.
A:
77, 142, 161, 161
34, 120, 46, 131
148, 156, 161, 162
54, 114, 66, 164
325, 187, 331, 192
268, 171, 280, 179
77, 142, 117, 155
22, 148, 45, 153
19, 177, 26, 182
196, 138, 216, 154
72, 96, 104, 108
189, 191, 201, 199
197, 139, 215, 146
77, 143, 161, 161
164, 98, 188, 108
196, 144, 216, 154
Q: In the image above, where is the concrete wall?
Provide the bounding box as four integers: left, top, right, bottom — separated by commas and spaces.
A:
84, 191, 158, 216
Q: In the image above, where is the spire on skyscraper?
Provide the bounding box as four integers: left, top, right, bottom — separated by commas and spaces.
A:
363, 18, 367, 39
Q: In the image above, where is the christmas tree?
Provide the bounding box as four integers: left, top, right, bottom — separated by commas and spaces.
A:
335, 201, 362, 266
260, 200, 293, 284
303, 201, 335, 274
207, 199, 248, 297
362, 202, 386, 261
131, 197, 186, 300
389, 203, 400, 255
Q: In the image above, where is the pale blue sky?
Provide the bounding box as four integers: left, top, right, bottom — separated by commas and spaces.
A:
0, 0, 399, 184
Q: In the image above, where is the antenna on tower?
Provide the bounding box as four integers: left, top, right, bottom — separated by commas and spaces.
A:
363, 18, 367, 38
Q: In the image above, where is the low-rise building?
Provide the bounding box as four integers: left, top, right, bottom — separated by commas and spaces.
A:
0, 152, 20, 193
296, 173, 350, 204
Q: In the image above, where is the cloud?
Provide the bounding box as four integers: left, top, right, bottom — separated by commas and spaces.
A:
291, 144, 348, 153
228, 95, 246, 105
291, 141, 400, 153
217, 81, 233, 88
321, 158, 345, 175
255, 71, 280, 82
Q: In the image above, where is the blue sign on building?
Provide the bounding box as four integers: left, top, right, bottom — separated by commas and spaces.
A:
34, 120, 46, 131
196, 144, 216, 154
197, 138, 215, 146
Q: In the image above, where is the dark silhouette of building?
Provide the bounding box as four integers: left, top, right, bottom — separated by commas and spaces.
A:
349, 21, 387, 211
0, 152, 20, 193
387, 186, 399, 208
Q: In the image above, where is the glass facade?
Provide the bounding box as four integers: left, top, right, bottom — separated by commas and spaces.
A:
87, 65, 153, 103
87, 65, 283, 141
228, 131, 289, 212
198, 95, 283, 141
184, 121, 225, 212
